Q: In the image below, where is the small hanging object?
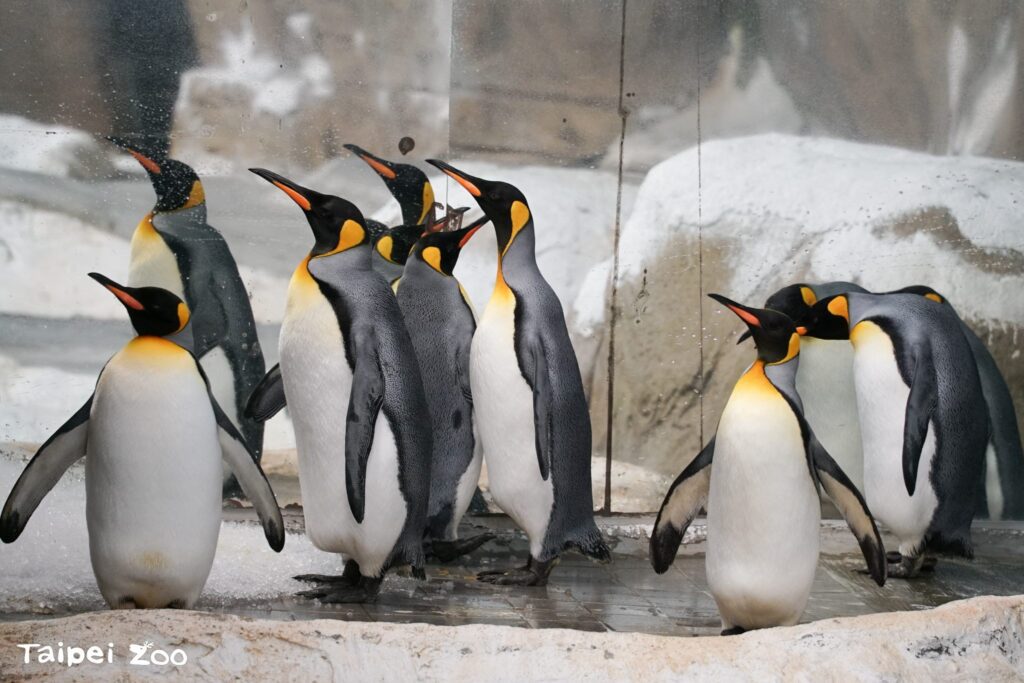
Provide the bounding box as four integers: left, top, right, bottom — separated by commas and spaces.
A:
398, 136, 415, 155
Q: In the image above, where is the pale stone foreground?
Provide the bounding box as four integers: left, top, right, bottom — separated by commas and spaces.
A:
1, 595, 1021, 681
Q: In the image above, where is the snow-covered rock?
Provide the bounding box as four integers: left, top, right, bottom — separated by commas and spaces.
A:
0, 115, 115, 179
1, 595, 1021, 680
579, 134, 1024, 505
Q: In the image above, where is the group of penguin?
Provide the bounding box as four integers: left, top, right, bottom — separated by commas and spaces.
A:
651, 281, 1024, 635
0, 142, 608, 608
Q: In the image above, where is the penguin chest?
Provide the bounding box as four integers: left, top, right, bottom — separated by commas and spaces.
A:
279, 280, 406, 573
470, 295, 554, 553
86, 338, 222, 608
796, 338, 864, 490
706, 378, 820, 629
128, 220, 185, 298
850, 321, 938, 548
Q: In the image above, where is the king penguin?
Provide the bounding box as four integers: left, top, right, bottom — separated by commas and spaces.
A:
396, 216, 495, 561
426, 160, 609, 585
891, 285, 1024, 521
0, 274, 284, 609
760, 282, 869, 491
247, 168, 432, 602
113, 142, 266, 496
650, 294, 885, 635
345, 144, 436, 227
372, 221, 430, 290
803, 291, 989, 577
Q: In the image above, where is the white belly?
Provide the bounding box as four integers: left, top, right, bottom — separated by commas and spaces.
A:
852, 322, 938, 553
86, 341, 222, 609
280, 283, 406, 576
796, 338, 863, 490
450, 431, 484, 538
471, 298, 553, 556
128, 225, 184, 299
707, 383, 820, 630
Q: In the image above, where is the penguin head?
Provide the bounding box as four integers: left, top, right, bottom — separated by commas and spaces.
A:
109, 140, 205, 213
426, 160, 531, 255
345, 144, 434, 225
374, 222, 423, 266
89, 273, 189, 337
411, 215, 489, 276
736, 282, 817, 343
249, 168, 369, 257
709, 293, 800, 365
803, 294, 852, 340
889, 284, 946, 304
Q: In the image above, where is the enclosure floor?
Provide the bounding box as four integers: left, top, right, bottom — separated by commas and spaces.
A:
214, 515, 1024, 635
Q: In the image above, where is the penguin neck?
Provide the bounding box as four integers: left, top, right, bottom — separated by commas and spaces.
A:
152, 203, 207, 233
307, 244, 374, 285
165, 321, 197, 354
493, 225, 538, 299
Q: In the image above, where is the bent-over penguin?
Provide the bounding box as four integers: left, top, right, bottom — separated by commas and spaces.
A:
396, 216, 494, 561
112, 142, 266, 496
248, 168, 432, 602
0, 274, 283, 609
427, 160, 609, 585
804, 291, 989, 577
651, 294, 885, 634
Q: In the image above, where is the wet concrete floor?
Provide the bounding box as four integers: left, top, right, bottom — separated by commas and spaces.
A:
216, 513, 1024, 636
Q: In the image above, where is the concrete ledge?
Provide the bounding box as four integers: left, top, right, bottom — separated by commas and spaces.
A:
1, 595, 1022, 681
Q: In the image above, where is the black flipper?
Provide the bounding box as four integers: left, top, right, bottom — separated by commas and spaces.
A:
345, 338, 385, 523
198, 362, 285, 551
650, 437, 714, 574
1, 396, 92, 543
903, 343, 938, 496
245, 364, 286, 422
808, 435, 887, 586
520, 334, 552, 481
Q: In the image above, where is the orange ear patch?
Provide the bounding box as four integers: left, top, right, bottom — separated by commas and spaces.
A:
827, 295, 850, 321
129, 150, 161, 174
106, 285, 144, 310
272, 181, 311, 210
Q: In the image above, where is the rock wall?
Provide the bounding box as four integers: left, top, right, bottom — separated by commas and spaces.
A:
0, 595, 1021, 680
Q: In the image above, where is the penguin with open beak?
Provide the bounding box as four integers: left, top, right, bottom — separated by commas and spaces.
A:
425, 160, 609, 585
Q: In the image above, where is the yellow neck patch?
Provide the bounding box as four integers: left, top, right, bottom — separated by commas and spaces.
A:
181, 180, 205, 210
827, 295, 849, 322
769, 333, 800, 365
800, 286, 817, 307
123, 336, 190, 367
735, 360, 779, 397
925, 292, 943, 303
419, 182, 435, 224
176, 302, 191, 333
422, 246, 444, 273
376, 235, 395, 262
317, 219, 365, 258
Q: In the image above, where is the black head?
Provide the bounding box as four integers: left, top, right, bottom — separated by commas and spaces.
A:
249, 168, 369, 257
888, 284, 946, 305
345, 144, 434, 225
108, 139, 204, 213
374, 222, 424, 266
412, 214, 489, 275
425, 160, 531, 255
803, 294, 852, 340
364, 218, 391, 242
709, 293, 800, 364
764, 283, 819, 323
89, 272, 189, 337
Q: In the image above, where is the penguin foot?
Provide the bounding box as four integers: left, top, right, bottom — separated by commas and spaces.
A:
720, 626, 747, 637
477, 557, 557, 586
430, 533, 497, 563
298, 576, 383, 604
294, 559, 361, 586
886, 553, 928, 579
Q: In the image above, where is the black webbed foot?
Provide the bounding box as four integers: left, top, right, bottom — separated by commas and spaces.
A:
476, 557, 557, 586
298, 574, 383, 603
430, 533, 497, 563
294, 559, 361, 585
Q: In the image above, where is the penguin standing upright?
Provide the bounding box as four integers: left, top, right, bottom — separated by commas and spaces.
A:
113, 143, 266, 495
345, 144, 436, 227
395, 216, 495, 561
426, 160, 609, 585
891, 285, 1024, 521
804, 292, 989, 577
761, 282, 869, 490
650, 295, 885, 635
363, 218, 404, 282
371, 221, 428, 290
0, 275, 283, 609
247, 168, 432, 602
